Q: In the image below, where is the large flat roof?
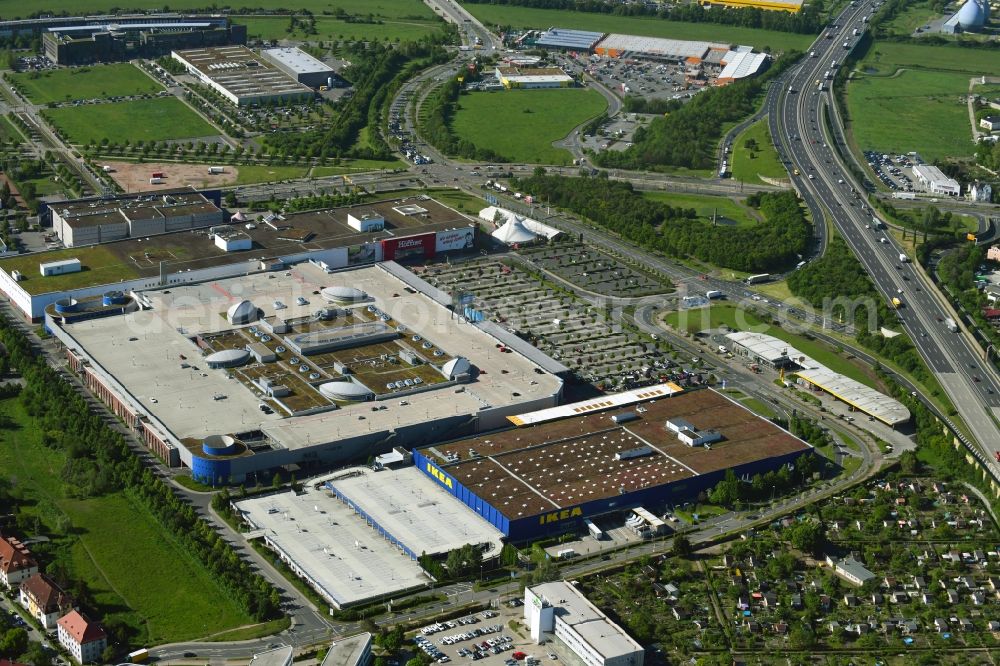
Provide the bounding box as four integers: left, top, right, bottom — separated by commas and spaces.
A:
263, 47, 335, 75
595, 34, 735, 60
531, 581, 643, 661
326, 467, 505, 557
534, 28, 605, 50
725, 331, 910, 425
173, 46, 313, 99
3, 195, 471, 295
236, 485, 428, 609
54, 188, 220, 229
60, 263, 562, 448
422, 388, 810, 521
321, 634, 372, 666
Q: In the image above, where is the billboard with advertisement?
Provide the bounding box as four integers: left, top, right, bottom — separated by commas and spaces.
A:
347, 242, 380, 266
435, 227, 476, 253
381, 233, 436, 262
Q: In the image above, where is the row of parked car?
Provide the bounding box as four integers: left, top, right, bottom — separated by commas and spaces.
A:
440, 624, 503, 645
414, 635, 450, 663
462, 635, 515, 660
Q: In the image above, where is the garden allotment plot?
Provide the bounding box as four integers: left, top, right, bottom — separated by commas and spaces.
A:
43, 97, 218, 145
10, 63, 163, 104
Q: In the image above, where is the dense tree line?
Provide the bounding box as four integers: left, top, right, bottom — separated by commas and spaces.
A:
512, 173, 811, 272
621, 96, 681, 115
265, 37, 451, 160
786, 237, 935, 389
466, 0, 826, 35
707, 450, 819, 508
937, 243, 1000, 359
0, 316, 282, 625
419, 79, 509, 162
594, 53, 798, 170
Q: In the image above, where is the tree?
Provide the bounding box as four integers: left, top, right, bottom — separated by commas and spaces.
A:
671, 533, 692, 558
0, 627, 28, 657
788, 520, 825, 555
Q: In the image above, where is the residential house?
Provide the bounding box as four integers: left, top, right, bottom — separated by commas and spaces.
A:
988, 620, 1000, 632
958, 618, 974, 632
971, 183, 993, 203
828, 555, 876, 586
872, 592, 884, 606
19, 573, 72, 629
901, 619, 920, 634
0, 535, 38, 590
921, 592, 934, 605
773, 622, 788, 636
980, 116, 1000, 132
934, 618, 949, 633
844, 594, 858, 607
946, 589, 960, 604
761, 592, 778, 608
972, 590, 986, 605
891, 591, 910, 604
828, 620, 843, 635
913, 576, 926, 590
57, 611, 107, 664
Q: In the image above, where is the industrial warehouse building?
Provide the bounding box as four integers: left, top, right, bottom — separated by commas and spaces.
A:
912, 164, 961, 196
414, 385, 812, 541
261, 47, 337, 88
171, 46, 314, 106
701, 0, 803, 12
532, 28, 605, 51
0, 196, 478, 320
725, 331, 910, 425
44, 260, 565, 484
49, 187, 224, 247
494, 65, 574, 89
525, 582, 644, 666
27, 14, 246, 65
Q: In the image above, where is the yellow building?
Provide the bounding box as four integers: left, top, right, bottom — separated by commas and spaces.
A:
494, 66, 574, 89
701, 0, 803, 13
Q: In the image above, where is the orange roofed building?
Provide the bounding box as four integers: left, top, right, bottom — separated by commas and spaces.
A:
57, 610, 107, 664
0, 534, 38, 590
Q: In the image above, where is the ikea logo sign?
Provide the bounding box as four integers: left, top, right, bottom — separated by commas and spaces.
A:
426, 463, 453, 489
539, 507, 582, 525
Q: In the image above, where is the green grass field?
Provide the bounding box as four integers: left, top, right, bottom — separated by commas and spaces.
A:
239, 16, 443, 43
461, 4, 814, 52
0, 114, 24, 143
450, 88, 606, 165
0, 245, 139, 295
0, 0, 435, 19
312, 158, 407, 176
662, 303, 878, 388
642, 191, 759, 228
730, 119, 788, 185
0, 398, 255, 645
43, 98, 218, 146
10, 64, 162, 104
882, 0, 941, 35
847, 43, 1000, 160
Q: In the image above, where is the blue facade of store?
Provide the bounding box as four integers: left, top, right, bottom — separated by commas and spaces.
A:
413, 447, 809, 542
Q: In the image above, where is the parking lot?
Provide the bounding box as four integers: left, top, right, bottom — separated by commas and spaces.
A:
554, 52, 708, 103
518, 241, 673, 298
415, 607, 572, 666
864, 150, 916, 191
418, 259, 705, 389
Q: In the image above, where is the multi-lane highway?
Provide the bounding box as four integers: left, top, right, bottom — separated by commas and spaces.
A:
775, 3, 1000, 464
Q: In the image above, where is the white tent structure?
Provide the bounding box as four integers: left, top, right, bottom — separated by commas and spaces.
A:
481, 206, 561, 245
492, 218, 537, 244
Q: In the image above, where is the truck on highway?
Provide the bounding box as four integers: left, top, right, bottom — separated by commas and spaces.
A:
810, 50, 817, 57
706, 290, 723, 299
891, 296, 902, 309
744, 273, 771, 285
818, 82, 825, 92
898, 253, 909, 263
945, 317, 958, 332
128, 649, 149, 663
853, 27, 860, 35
